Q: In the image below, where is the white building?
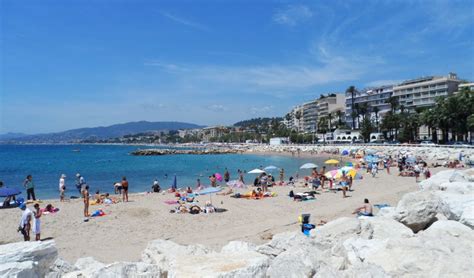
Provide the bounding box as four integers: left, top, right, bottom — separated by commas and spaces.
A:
393, 72, 461, 112
269, 137, 289, 145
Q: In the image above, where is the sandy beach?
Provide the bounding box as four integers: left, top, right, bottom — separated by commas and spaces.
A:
0, 165, 444, 264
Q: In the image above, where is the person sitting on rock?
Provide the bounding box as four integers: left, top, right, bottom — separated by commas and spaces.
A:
353, 198, 373, 216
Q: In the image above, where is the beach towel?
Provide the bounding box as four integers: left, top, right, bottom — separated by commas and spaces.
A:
91, 209, 106, 217
374, 204, 390, 209
164, 200, 178, 205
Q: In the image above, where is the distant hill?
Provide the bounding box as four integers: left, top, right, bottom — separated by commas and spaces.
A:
0, 132, 29, 140
1, 121, 204, 143
234, 117, 283, 127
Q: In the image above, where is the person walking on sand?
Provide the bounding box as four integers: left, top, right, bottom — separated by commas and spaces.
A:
371, 163, 378, 178
279, 168, 285, 183
209, 174, 217, 187
23, 175, 36, 201
121, 176, 129, 202
59, 174, 66, 202
32, 203, 42, 241
83, 185, 90, 217
18, 203, 32, 241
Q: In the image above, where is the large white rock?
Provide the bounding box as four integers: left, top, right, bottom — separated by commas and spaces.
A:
141, 239, 209, 269
90, 262, 164, 278
393, 191, 439, 232
359, 217, 414, 240
0, 240, 58, 278
436, 192, 474, 227
0, 261, 36, 278
256, 231, 311, 257
169, 251, 270, 278
266, 244, 324, 277
45, 258, 78, 278
311, 217, 361, 248
221, 241, 256, 253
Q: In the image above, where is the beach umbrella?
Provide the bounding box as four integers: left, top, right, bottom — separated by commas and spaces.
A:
366, 149, 377, 155
325, 170, 342, 179
300, 163, 318, 169
345, 162, 353, 167
248, 168, 265, 174
171, 175, 177, 190
264, 165, 279, 171
0, 188, 21, 197
340, 166, 353, 173
215, 173, 223, 182
227, 180, 245, 188
197, 186, 223, 204
341, 150, 349, 155
325, 159, 340, 164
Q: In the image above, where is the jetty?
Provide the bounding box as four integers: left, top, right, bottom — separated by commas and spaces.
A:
131, 148, 240, 156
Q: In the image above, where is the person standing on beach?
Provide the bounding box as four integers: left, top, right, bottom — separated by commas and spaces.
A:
121, 176, 129, 202
83, 185, 90, 217
76, 173, 86, 194
18, 203, 32, 241
238, 169, 245, 184
23, 175, 36, 201
260, 173, 268, 192
279, 168, 285, 183
32, 203, 42, 241
59, 174, 66, 202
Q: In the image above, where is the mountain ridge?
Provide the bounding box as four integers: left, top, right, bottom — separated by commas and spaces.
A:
1, 121, 205, 143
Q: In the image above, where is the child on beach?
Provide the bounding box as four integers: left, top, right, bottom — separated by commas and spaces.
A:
32, 203, 42, 241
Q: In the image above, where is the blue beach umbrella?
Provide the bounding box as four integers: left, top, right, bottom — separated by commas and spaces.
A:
264, 165, 279, 171
197, 186, 223, 204
0, 188, 21, 197
341, 150, 349, 155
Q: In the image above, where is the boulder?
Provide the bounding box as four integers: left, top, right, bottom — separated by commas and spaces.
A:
460, 207, 474, 228
45, 258, 78, 278
376, 207, 396, 219
311, 217, 361, 248
221, 241, 256, 253
89, 262, 164, 278
436, 192, 474, 226
359, 217, 414, 240
141, 239, 209, 268
393, 191, 439, 232
256, 231, 310, 257
169, 251, 270, 277
73, 257, 105, 273
266, 244, 323, 277
0, 240, 58, 278
0, 261, 36, 278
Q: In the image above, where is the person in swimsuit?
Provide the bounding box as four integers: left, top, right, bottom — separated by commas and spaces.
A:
83, 185, 90, 217
353, 198, 373, 216
32, 203, 42, 241
121, 176, 129, 202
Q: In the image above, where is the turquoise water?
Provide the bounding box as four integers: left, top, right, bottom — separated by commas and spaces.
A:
0, 144, 330, 199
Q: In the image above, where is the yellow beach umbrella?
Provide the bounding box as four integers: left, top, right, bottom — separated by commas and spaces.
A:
347, 169, 358, 178
325, 159, 340, 164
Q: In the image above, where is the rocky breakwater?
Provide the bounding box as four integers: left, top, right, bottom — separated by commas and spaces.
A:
1, 168, 473, 277
131, 148, 239, 156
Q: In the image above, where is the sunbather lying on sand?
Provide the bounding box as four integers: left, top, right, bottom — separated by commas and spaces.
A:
217, 187, 233, 196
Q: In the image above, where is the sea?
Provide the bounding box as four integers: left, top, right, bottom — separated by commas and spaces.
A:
0, 144, 333, 199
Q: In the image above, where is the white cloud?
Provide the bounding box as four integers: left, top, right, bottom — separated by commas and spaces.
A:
161, 12, 209, 31
273, 5, 313, 26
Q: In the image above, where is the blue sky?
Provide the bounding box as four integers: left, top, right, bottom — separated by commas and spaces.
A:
1, 0, 473, 133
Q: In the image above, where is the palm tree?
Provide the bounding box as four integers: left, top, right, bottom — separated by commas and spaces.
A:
336, 110, 343, 127
317, 117, 328, 143
386, 96, 399, 113
346, 86, 357, 129
373, 106, 380, 132
327, 112, 333, 131
354, 103, 361, 129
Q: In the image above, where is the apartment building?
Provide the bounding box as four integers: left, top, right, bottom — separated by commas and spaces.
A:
393, 72, 461, 112
345, 85, 394, 129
